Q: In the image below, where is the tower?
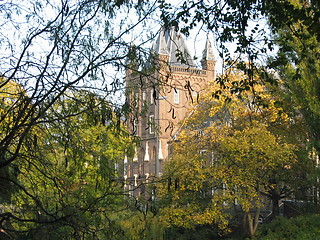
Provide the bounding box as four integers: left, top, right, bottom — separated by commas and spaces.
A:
125, 29, 216, 196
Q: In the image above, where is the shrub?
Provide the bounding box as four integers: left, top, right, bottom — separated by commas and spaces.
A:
256, 214, 320, 240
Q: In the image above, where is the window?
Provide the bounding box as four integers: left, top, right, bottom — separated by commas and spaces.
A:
129, 184, 133, 196
134, 174, 138, 186
192, 91, 198, 101
200, 149, 207, 155
133, 147, 138, 162
142, 91, 146, 101
114, 162, 119, 171
142, 91, 146, 106
124, 175, 127, 189
192, 91, 198, 97
223, 183, 227, 206
158, 140, 164, 160
149, 115, 155, 134
133, 118, 138, 135
174, 89, 180, 104
144, 141, 150, 161
150, 89, 154, 104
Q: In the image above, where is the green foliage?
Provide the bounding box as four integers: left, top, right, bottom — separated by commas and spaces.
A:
0, 90, 135, 238
257, 215, 320, 240
119, 210, 165, 240
0, 0, 157, 178
0, 78, 27, 202
163, 225, 220, 240
157, 70, 304, 238
266, 1, 320, 153
159, 0, 320, 158
1, 0, 320, 238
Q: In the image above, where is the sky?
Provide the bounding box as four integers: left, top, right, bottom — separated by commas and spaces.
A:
0, 0, 273, 106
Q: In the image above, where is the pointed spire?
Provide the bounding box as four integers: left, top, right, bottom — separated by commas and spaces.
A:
202, 35, 215, 61
152, 29, 169, 55
159, 30, 170, 55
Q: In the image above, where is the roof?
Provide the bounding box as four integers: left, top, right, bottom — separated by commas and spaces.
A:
152, 28, 196, 68
202, 36, 216, 61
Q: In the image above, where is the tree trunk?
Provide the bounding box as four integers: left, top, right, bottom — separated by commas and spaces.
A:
270, 188, 281, 219
247, 208, 261, 239
271, 195, 280, 218
247, 213, 254, 237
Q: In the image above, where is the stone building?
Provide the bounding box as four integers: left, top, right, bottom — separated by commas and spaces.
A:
125, 28, 216, 196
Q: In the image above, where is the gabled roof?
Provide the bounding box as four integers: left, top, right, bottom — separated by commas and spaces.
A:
152, 28, 196, 68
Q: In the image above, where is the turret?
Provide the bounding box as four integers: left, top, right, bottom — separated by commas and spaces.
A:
201, 35, 216, 79
125, 43, 139, 78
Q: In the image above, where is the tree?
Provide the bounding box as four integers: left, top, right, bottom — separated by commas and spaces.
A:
0, 0, 161, 171
265, 1, 320, 151
262, 1, 320, 205
157, 0, 320, 222
0, 77, 23, 204
158, 69, 301, 238
0, 89, 135, 238
158, 0, 320, 151
1, 0, 319, 237
0, 0, 162, 237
